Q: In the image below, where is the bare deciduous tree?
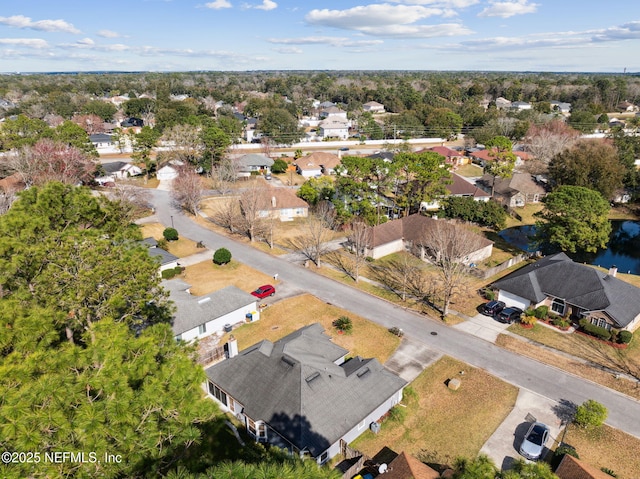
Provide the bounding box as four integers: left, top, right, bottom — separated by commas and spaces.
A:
9, 138, 96, 187
239, 182, 268, 242
171, 165, 204, 215
72, 114, 106, 135
101, 185, 152, 222
369, 255, 434, 303
420, 219, 488, 318
162, 124, 203, 165
525, 120, 580, 175
211, 196, 242, 234
211, 157, 239, 195
346, 219, 371, 283
295, 201, 335, 267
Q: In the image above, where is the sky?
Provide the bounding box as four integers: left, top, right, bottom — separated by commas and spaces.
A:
0, 0, 639, 73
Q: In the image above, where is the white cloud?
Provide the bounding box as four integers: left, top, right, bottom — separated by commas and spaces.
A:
97, 29, 123, 38
204, 0, 232, 9
478, 0, 538, 18
0, 38, 49, 48
273, 46, 303, 54
268, 36, 384, 47
255, 0, 277, 10
0, 15, 80, 33
390, 0, 479, 6
306, 5, 448, 29
76, 38, 95, 46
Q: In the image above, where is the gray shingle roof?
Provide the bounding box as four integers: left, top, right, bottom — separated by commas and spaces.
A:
148, 247, 179, 266
493, 253, 640, 328
205, 323, 406, 456
237, 154, 274, 168
165, 279, 257, 336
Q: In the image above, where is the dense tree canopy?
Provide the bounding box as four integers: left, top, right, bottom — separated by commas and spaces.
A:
535, 185, 611, 254
548, 139, 625, 200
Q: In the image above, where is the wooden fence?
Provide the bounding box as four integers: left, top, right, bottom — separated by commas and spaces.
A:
469, 253, 529, 279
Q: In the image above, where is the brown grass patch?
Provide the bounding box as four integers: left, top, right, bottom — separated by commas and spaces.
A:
181, 260, 275, 296
219, 293, 400, 363
560, 423, 640, 479
496, 334, 640, 400
351, 356, 518, 462
139, 222, 201, 257
504, 203, 544, 228
455, 164, 484, 177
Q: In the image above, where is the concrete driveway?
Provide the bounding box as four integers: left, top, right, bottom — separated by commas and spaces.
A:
480, 389, 569, 470
453, 311, 512, 343
384, 336, 443, 383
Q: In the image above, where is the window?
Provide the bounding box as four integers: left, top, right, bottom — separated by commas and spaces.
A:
209, 382, 228, 406
198, 323, 206, 335
247, 417, 257, 436
591, 317, 611, 330
551, 298, 565, 315
319, 452, 328, 464
358, 419, 366, 430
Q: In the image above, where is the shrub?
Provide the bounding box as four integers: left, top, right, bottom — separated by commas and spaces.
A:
388, 405, 407, 423
271, 158, 288, 174
618, 330, 633, 344
161, 267, 182, 280
213, 247, 232, 265
520, 315, 537, 326
574, 399, 608, 428
163, 227, 179, 241
579, 319, 611, 341
554, 444, 579, 459
332, 316, 353, 333
553, 317, 571, 329
389, 326, 404, 337
534, 305, 549, 319
482, 288, 495, 301
601, 468, 617, 478
157, 238, 169, 250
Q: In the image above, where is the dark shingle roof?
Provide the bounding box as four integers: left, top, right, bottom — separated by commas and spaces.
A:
147, 247, 179, 266
493, 253, 640, 328
165, 279, 257, 336
205, 323, 406, 457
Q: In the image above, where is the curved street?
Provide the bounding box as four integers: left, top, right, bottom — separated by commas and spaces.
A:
148, 189, 640, 439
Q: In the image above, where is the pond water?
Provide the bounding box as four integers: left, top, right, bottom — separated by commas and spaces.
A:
498, 220, 640, 275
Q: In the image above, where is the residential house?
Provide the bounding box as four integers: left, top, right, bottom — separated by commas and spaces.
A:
319, 106, 348, 120
511, 101, 532, 111
382, 451, 440, 479
469, 149, 530, 169
165, 279, 259, 342
256, 187, 309, 221
101, 161, 143, 179
364, 214, 493, 262
617, 101, 638, 113
142, 237, 180, 272
420, 173, 491, 211
237, 154, 274, 178
318, 101, 336, 109
363, 101, 385, 113
495, 97, 512, 109
426, 146, 467, 167
121, 117, 144, 128
318, 119, 349, 140
477, 172, 546, 207
555, 454, 613, 479
294, 152, 341, 177
492, 252, 640, 332
157, 165, 179, 181
204, 323, 407, 463
550, 101, 571, 115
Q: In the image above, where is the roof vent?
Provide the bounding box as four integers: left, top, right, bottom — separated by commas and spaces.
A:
305, 372, 320, 383
281, 355, 296, 367
198, 297, 211, 304
356, 367, 370, 378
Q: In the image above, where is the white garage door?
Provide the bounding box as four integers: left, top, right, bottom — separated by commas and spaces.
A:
497, 290, 531, 311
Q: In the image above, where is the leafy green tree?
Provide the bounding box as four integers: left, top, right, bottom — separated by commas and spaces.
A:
166, 458, 341, 479
131, 126, 161, 179
568, 110, 597, 133
483, 136, 517, 196
0, 314, 216, 479
271, 158, 288, 174
258, 108, 303, 145
213, 247, 232, 265
359, 112, 384, 140
574, 399, 608, 428
425, 107, 463, 139
452, 454, 498, 479
609, 128, 640, 188
0, 114, 51, 150
297, 176, 335, 206
393, 151, 451, 216
548, 140, 625, 200
123, 97, 156, 118
535, 185, 611, 254
0, 182, 171, 339
441, 197, 507, 230
81, 100, 118, 121
200, 124, 232, 172
163, 227, 179, 241
54, 120, 98, 156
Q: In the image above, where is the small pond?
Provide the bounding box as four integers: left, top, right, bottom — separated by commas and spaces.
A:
498, 220, 640, 275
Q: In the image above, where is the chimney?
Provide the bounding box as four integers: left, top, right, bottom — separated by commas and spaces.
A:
271, 196, 277, 208
227, 335, 238, 358
608, 265, 618, 277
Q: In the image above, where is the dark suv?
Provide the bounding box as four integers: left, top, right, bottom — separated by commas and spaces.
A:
497, 307, 523, 324
482, 300, 505, 316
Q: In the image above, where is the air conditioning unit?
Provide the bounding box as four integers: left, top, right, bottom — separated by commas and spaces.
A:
370, 421, 381, 434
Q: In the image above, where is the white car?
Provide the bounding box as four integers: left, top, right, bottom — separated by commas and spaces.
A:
519, 422, 550, 460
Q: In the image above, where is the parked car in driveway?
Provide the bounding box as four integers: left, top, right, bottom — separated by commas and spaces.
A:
251, 284, 276, 299
520, 422, 550, 460
497, 307, 523, 324
482, 300, 505, 316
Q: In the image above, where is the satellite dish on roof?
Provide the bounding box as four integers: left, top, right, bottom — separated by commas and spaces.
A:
379, 463, 388, 474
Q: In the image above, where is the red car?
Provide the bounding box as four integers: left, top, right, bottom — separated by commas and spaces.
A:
251, 284, 276, 299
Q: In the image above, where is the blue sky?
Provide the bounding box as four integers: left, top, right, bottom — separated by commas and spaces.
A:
0, 0, 639, 72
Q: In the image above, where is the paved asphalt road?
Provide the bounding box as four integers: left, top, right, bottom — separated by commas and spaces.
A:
149, 189, 640, 439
